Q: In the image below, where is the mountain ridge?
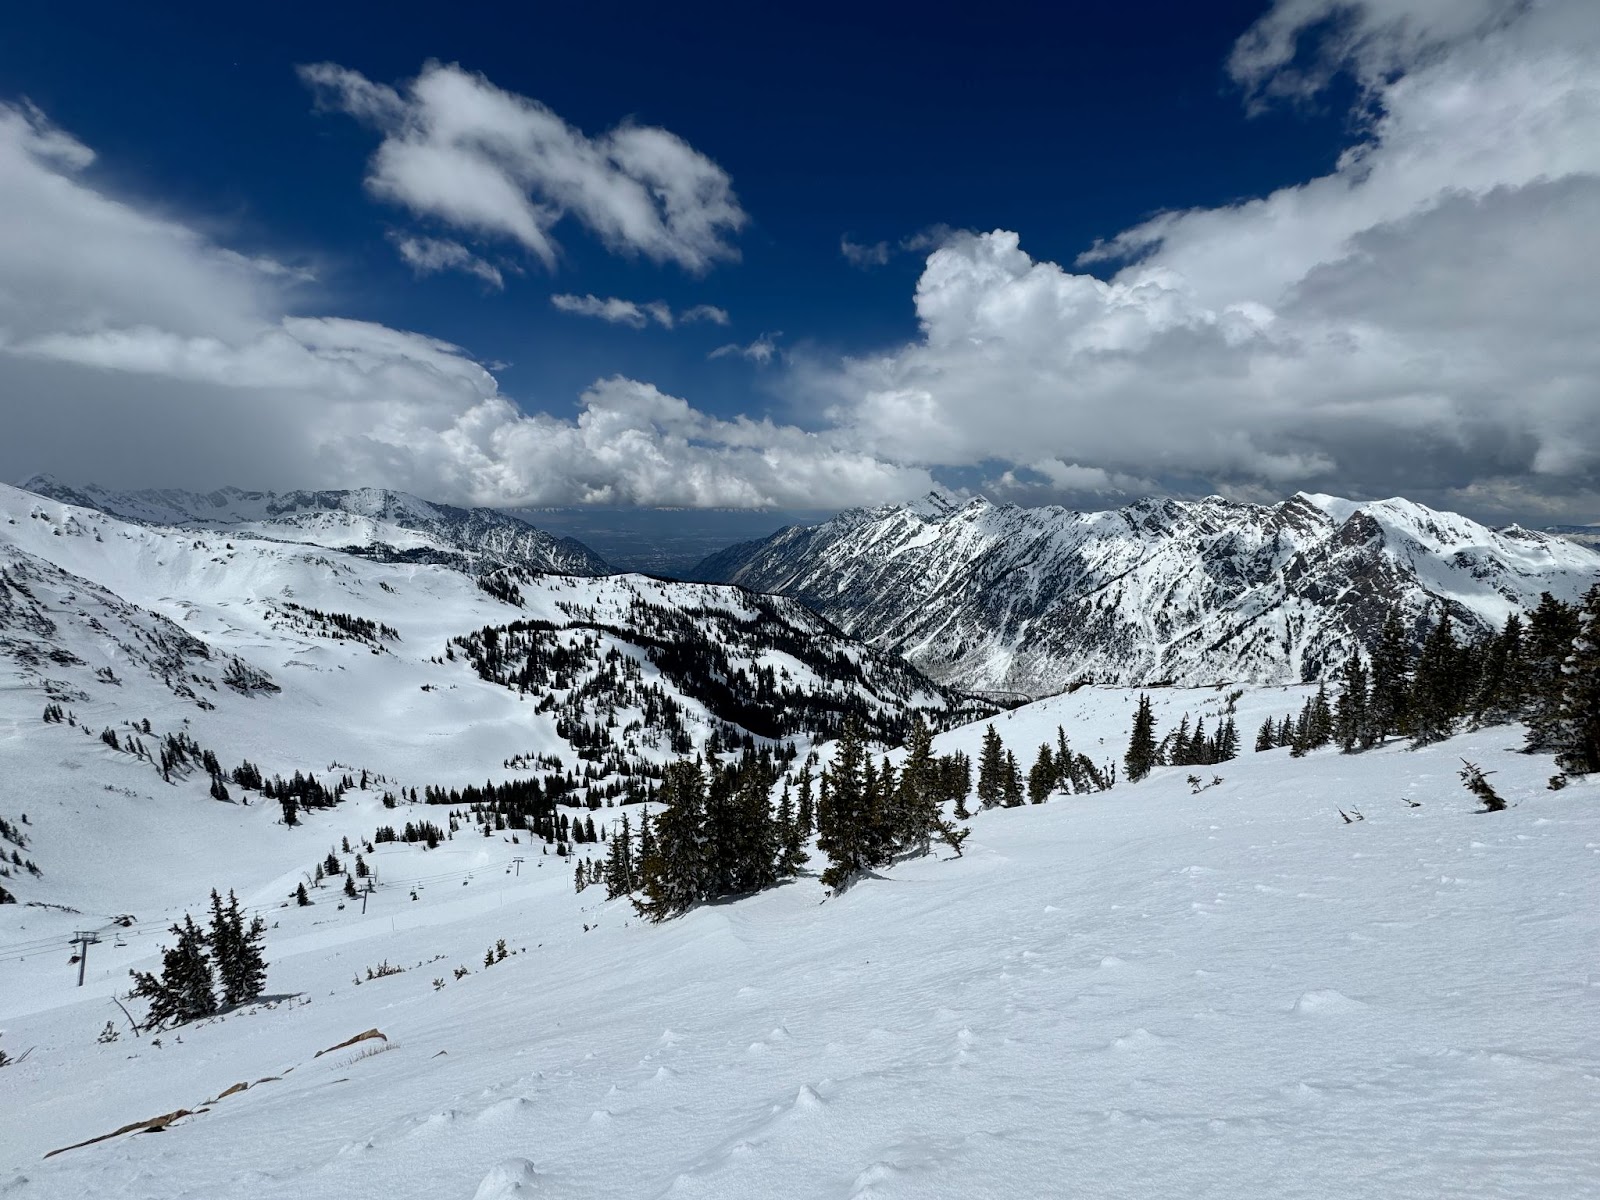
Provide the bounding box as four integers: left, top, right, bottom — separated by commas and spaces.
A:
18, 476, 613, 578
692, 489, 1600, 696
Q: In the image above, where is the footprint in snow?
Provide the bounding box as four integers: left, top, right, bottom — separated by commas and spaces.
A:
472, 1158, 540, 1199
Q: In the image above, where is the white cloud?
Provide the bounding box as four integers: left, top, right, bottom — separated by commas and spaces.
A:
550, 295, 728, 330
812, 0, 1600, 520
390, 233, 504, 289
680, 304, 730, 326
300, 61, 746, 273
0, 101, 918, 509
710, 333, 780, 365
840, 236, 890, 268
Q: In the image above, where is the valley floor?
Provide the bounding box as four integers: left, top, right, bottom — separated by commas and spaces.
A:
2, 693, 1597, 1199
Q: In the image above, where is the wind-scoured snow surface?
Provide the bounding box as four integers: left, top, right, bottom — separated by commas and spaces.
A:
2, 682, 1597, 1198
20, 476, 613, 577
695, 490, 1600, 696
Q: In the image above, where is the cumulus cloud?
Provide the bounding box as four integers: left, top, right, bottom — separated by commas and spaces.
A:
810, 0, 1600, 521
7, 0, 1600, 525
299, 61, 746, 273
390, 233, 505, 288
0, 101, 918, 509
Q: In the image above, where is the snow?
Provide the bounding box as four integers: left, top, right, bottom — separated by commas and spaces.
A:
4, 678, 1598, 1197
2, 482, 1597, 1198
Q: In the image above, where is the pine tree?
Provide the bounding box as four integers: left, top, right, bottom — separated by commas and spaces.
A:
210, 890, 267, 1008
1213, 716, 1239, 763
1369, 610, 1413, 742
1001, 750, 1024, 807
1169, 714, 1192, 767
775, 784, 806, 877
1308, 684, 1334, 750
295, 881, 312, 906
1409, 610, 1463, 746
1551, 585, 1600, 777
1525, 592, 1584, 751
634, 760, 709, 922
343, 873, 358, 899
1124, 694, 1158, 782
796, 762, 816, 837
1334, 653, 1369, 751
129, 915, 216, 1027
1254, 716, 1275, 753
1027, 744, 1055, 805
1472, 612, 1526, 727
817, 722, 875, 892
976, 725, 1006, 810
603, 812, 635, 899
895, 715, 942, 854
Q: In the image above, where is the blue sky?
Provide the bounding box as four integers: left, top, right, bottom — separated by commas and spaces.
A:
1, 0, 1597, 524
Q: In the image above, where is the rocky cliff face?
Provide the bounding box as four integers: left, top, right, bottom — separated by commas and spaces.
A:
695, 490, 1600, 696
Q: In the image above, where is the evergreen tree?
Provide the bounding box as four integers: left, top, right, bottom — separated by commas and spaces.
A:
295, 881, 312, 906
1409, 610, 1464, 746
1001, 750, 1024, 807
1472, 613, 1526, 727
1525, 592, 1585, 751
817, 722, 876, 891
1369, 610, 1413, 742
634, 761, 708, 922
1551, 585, 1600, 777
976, 725, 1006, 810
1027, 744, 1055, 805
1169, 714, 1192, 767
895, 715, 942, 854
1124, 694, 1158, 782
209, 890, 267, 1008
775, 784, 806, 877
1213, 717, 1239, 763
795, 762, 816, 837
1334, 653, 1369, 751
1254, 716, 1275, 753
129, 915, 216, 1027
1307, 684, 1334, 750
603, 812, 635, 899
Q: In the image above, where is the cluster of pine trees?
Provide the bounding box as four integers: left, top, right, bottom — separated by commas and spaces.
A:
1124, 695, 1241, 782
128, 890, 268, 1027
970, 723, 1116, 812
1250, 588, 1600, 775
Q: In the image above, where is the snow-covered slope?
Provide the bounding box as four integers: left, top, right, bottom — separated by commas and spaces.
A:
695, 491, 1600, 696
2, 680, 1595, 1198
20, 476, 613, 577
0, 481, 967, 917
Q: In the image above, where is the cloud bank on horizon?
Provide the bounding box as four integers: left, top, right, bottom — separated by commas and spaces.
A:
1, 0, 1597, 522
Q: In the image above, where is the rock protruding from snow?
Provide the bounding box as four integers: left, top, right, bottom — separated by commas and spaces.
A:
693, 491, 1600, 695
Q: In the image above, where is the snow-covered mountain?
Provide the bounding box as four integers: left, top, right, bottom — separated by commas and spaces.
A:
3, 475, 1597, 1197
19, 476, 613, 577
694, 490, 1600, 696
0, 480, 972, 911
